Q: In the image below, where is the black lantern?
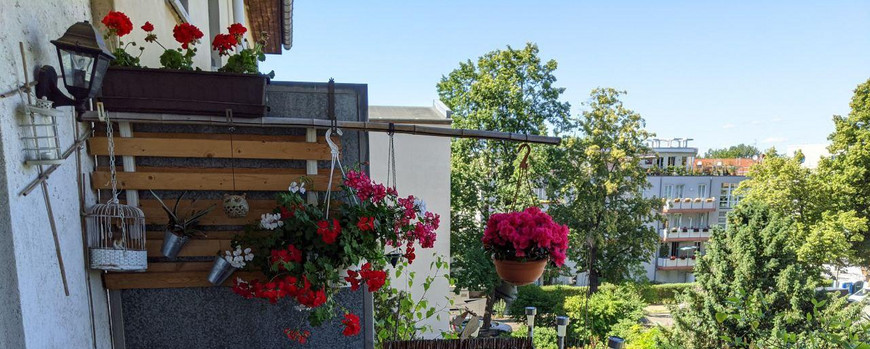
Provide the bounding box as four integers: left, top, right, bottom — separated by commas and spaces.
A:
37, 21, 114, 112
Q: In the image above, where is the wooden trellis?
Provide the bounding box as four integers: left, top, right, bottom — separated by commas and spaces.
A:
89, 129, 340, 290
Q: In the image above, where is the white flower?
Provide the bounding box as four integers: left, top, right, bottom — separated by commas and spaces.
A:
289, 182, 299, 193
260, 213, 284, 230
414, 198, 427, 215
245, 254, 254, 261
243, 247, 251, 255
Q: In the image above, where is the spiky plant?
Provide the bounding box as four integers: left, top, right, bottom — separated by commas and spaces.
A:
150, 190, 214, 238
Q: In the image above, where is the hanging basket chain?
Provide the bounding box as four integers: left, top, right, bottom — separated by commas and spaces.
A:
226, 109, 237, 193
510, 143, 536, 211
323, 127, 348, 219
386, 122, 397, 191
104, 112, 128, 251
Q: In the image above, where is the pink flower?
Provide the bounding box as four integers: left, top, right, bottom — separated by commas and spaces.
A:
482, 207, 569, 266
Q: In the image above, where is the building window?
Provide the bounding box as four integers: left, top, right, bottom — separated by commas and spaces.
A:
668, 156, 676, 167
698, 184, 707, 197
664, 185, 673, 199
675, 184, 684, 198
719, 183, 739, 208
717, 211, 728, 228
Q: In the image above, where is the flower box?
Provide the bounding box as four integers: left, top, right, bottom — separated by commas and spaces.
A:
98, 67, 269, 118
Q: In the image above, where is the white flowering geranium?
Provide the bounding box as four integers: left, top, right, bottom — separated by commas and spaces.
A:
289, 181, 306, 194
260, 213, 284, 230
224, 245, 254, 268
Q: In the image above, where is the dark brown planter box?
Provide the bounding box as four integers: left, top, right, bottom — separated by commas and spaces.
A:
98, 67, 268, 118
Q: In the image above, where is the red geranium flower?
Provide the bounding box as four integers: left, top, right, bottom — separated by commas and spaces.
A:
316, 219, 341, 244
342, 313, 361, 336
356, 216, 375, 231
228, 23, 247, 37
345, 269, 362, 291
284, 329, 310, 344
212, 33, 236, 56
101, 11, 133, 37
173, 22, 203, 49
141, 21, 154, 32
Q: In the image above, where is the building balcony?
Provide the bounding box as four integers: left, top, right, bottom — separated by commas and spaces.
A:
657, 257, 696, 270
662, 228, 711, 242
663, 197, 716, 213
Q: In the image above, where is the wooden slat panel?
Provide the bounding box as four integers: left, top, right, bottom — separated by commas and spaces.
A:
146, 262, 215, 273
92, 132, 340, 144
92, 167, 340, 191
146, 239, 231, 257
146, 231, 243, 240
88, 136, 334, 160
103, 271, 265, 290
139, 199, 274, 226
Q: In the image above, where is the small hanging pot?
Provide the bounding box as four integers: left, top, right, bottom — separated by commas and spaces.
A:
492, 258, 548, 286
161, 230, 189, 258
207, 256, 237, 285
223, 193, 249, 218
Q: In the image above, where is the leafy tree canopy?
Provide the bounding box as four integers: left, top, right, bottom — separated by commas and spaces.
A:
703, 144, 761, 158
546, 88, 661, 292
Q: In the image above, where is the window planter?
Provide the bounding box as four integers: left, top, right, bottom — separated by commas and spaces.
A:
98, 67, 268, 118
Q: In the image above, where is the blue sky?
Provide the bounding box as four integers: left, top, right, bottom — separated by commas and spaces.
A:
261, 1, 870, 154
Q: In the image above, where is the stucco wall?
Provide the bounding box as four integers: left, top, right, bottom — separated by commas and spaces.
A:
0, 1, 110, 348
369, 130, 452, 338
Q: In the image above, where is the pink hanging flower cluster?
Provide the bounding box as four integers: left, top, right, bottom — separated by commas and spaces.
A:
482, 207, 569, 266
344, 171, 392, 202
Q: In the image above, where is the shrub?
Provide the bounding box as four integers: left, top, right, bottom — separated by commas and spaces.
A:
563, 285, 647, 346
608, 320, 668, 349
509, 285, 566, 326
511, 324, 558, 349
639, 283, 694, 304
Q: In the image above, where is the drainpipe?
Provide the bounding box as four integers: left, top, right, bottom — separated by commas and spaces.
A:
233, 0, 247, 49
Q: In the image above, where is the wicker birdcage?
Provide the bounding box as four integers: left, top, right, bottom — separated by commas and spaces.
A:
86, 202, 147, 271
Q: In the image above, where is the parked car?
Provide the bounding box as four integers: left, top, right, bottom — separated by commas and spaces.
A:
848, 287, 868, 303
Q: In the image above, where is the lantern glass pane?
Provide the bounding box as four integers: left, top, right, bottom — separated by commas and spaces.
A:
60, 49, 94, 89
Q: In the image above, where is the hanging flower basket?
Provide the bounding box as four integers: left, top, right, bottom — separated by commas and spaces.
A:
483, 207, 569, 286
230, 171, 440, 338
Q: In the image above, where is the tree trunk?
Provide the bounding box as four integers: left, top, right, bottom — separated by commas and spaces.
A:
588, 242, 600, 293
482, 291, 496, 329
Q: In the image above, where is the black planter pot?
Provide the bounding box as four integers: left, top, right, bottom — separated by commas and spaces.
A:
98, 67, 268, 118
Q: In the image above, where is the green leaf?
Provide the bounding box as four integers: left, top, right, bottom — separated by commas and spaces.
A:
716, 312, 728, 323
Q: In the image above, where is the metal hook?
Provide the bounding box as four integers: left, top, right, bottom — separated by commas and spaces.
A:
325, 127, 342, 156
517, 143, 532, 169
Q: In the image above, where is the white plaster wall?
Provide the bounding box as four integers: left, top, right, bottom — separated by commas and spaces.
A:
0, 1, 110, 348
370, 131, 452, 338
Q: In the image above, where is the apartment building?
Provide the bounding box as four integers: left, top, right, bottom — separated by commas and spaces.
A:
640, 138, 755, 283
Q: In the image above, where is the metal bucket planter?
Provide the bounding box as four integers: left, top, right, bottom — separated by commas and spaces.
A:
208, 256, 237, 285
161, 230, 189, 258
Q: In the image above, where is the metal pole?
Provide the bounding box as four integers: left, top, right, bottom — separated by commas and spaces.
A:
556, 316, 569, 349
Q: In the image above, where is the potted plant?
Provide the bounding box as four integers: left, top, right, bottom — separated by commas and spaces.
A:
692, 227, 700, 232
702, 226, 710, 232
96, 11, 270, 117
669, 255, 677, 261
150, 190, 215, 258
691, 255, 697, 260
670, 227, 678, 233
483, 207, 569, 286
208, 245, 253, 285
681, 227, 688, 232
231, 170, 440, 339
679, 255, 687, 260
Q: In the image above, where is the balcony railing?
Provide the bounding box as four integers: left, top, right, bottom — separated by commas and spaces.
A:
663, 197, 716, 212
662, 228, 711, 241
657, 257, 696, 270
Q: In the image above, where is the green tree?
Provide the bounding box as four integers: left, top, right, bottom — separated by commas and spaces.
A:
669, 202, 857, 348
437, 43, 571, 328
703, 144, 761, 158
546, 88, 660, 293
818, 78, 870, 268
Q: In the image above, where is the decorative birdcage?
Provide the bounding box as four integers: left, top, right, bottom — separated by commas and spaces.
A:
85, 112, 147, 271
21, 97, 63, 165
86, 202, 147, 271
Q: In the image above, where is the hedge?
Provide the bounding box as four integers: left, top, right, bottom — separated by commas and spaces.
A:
639, 283, 694, 304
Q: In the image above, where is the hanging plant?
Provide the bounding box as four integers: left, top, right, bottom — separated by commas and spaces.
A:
483, 207, 569, 286
231, 171, 439, 340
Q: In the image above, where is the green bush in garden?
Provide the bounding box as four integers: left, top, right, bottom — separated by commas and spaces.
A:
563, 285, 647, 346
508, 285, 566, 326
510, 325, 559, 349
608, 320, 671, 349
639, 283, 694, 304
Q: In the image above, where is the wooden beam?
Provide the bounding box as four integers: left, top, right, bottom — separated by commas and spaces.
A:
139, 199, 274, 226
80, 111, 563, 145
91, 167, 340, 191
102, 271, 265, 289
88, 135, 334, 160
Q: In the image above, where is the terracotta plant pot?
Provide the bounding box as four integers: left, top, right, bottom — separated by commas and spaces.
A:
493, 258, 547, 286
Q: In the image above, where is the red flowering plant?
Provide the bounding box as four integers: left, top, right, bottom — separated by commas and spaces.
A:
100, 11, 143, 67
482, 206, 569, 266
211, 23, 275, 77
230, 171, 440, 341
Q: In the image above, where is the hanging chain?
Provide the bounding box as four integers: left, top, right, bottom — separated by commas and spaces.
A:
386, 123, 397, 191
104, 111, 128, 250
226, 109, 237, 192
511, 143, 535, 211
